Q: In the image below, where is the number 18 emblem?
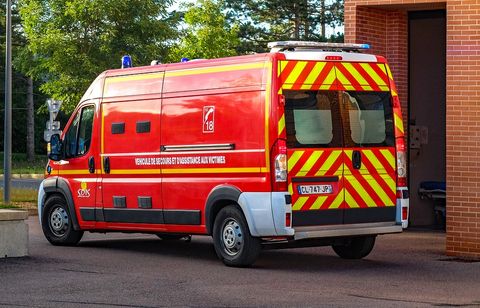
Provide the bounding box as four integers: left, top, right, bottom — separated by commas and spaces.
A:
203, 106, 215, 133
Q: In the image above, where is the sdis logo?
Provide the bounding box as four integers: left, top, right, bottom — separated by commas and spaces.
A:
78, 182, 91, 198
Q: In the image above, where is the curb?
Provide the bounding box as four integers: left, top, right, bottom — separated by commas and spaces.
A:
0, 174, 44, 180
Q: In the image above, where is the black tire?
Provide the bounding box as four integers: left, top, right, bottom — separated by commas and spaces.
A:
156, 233, 191, 241
332, 236, 376, 259
41, 195, 83, 246
212, 205, 261, 267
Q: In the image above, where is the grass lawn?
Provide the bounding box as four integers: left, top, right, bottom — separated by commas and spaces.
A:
0, 152, 46, 174
0, 188, 38, 214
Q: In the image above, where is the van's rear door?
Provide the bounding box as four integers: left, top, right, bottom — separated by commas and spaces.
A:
337, 65, 397, 224
284, 90, 345, 227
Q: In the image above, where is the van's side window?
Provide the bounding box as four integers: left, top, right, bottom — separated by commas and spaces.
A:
341, 91, 394, 147
64, 105, 95, 158
284, 90, 342, 148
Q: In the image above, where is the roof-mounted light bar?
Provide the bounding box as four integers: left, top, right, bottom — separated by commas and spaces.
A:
268, 41, 370, 52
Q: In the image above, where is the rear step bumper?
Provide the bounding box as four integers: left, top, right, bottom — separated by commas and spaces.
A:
294, 222, 402, 240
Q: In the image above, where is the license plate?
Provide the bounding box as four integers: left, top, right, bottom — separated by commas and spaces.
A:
297, 184, 333, 195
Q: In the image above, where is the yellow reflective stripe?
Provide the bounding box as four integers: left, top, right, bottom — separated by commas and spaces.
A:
342, 63, 368, 85
359, 63, 388, 87
288, 151, 304, 171
333, 163, 343, 176
329, 189, 344, 209
315, 150, 341, 176
57, 170, 94, 175
394, 113, 404, 133
105, 72, 164, 85
362, 174, 392, 206
162, 167, 260, 174
165, 62, 265, 78
347, 177, 376, 207
288, 183, 293, 194
278, 114, 285, 136
310, 195, 328, 210
380, 149, 396, 169
379, 85, 390, 91
293, 196, 308, 211
344, 188, 359, 208
283, 62, 308, 89
381, 174, 397, 194
385, 64, 394, 80
304, 62, 326, 85
374, 63, 388, 75
265, 61, 272, 170
296, 151, 322, 177
363, 150, 384, 172
323, 68, 337, 86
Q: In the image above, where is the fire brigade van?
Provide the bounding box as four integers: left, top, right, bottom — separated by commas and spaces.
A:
39, 41, 409, 267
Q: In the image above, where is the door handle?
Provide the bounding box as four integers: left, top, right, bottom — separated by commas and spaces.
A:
352, 150, 362, 169
103, 156, 110, 174
88, 156, 95, 174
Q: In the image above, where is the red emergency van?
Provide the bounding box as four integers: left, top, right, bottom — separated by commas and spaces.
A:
39, 41, 409, 267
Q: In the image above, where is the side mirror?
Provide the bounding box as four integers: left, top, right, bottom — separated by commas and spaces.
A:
48, 134, 63, 161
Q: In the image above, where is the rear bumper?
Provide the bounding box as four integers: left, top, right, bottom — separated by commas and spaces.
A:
294, 222, 402, 240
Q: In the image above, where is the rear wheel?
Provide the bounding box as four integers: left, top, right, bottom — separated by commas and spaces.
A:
332, 236, 376, 259
42, 195, 83, 246
213, 205, 261, 267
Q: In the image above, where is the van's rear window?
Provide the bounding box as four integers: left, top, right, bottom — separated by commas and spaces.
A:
284, 91, 342, 148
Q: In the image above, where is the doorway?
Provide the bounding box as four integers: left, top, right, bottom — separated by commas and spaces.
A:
408, 10, 446, 226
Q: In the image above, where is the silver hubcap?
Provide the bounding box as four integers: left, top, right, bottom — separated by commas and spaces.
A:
222, 219, 243, 256
50, 206, 68, 236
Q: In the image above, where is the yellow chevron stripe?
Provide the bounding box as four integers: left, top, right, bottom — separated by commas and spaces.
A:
283, 61, 308, 88
288, 151, 304, 171
342, 63, 369, 85
288, 183, 293, 195
333, 162, 344, 176
343, 151, 368, 175
344, 189, 359, 208
379, 85, 390, 91
359, 63, 388, 87
362, 174, 392, 206
304, 62, 326, 85
296, 151, 322, 176
323, 67, 337, 86
278, 61, 283, 77
385, 64, 394, 81
310, 195, 328, 210
347, 177, 376, 207
278, 114, 285, 137
380, 149, 396, 169
329, 189, 344, 209
293, 196, 308, 211
381, 174, 397, 194
394, 113, 404, 133
374, 63, 388, 76
315, 150, 341, 176
363, 150, 384, 172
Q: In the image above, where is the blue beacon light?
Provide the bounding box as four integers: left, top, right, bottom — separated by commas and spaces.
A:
122, 55, 132, 68
181, 57, 189, 63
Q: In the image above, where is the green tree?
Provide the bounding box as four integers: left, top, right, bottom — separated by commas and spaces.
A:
224, 0, 344, 53
168, 0, 240, 62
19, 0, 179, 112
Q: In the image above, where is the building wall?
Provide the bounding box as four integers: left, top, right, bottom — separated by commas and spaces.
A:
345, 0, 480, 258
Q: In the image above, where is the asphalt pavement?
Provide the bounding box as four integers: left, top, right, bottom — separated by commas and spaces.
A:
0, 217, 479, 307
0, 178, 42, 190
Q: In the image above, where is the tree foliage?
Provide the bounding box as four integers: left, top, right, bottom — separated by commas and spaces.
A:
18, 0, 179, 112
224, 0, 344, 53
167, 0, 240, 62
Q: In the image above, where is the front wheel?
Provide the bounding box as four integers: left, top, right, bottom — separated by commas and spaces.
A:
213, 205, 261, 267
332, 236, 376, 259
41, 195, 83, 246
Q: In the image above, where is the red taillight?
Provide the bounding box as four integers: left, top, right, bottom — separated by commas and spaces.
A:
395, 137, 407, 187
325, 55, 343, 61
402, 206, 408, 221
285, 212, 291, 227
272, 139, 288, 191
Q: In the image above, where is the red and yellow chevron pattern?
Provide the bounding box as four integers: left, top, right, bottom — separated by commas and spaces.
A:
278, 61, 391, 93
287, 148, 396, 211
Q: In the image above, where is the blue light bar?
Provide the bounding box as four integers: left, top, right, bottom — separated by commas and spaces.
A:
181, 57, 189, 63
122, 55, 132, 69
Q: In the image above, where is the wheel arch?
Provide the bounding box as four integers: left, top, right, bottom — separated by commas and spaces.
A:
205, 185, 242, 235
42, 177, 80, 231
